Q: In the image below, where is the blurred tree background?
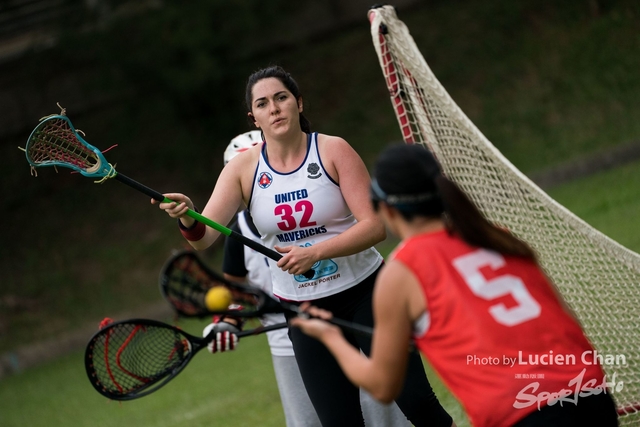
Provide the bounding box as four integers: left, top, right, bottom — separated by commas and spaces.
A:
1, 0, 639, 372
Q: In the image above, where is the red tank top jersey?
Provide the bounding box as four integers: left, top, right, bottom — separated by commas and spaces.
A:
391, 229, 608, 427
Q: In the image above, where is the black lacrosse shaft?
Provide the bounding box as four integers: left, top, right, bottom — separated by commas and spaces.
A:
236, 322, 288, 338
327, 316, 374, 338
260, 296, 375, 338
193, 322, 289, 355
113, 172, 315, 279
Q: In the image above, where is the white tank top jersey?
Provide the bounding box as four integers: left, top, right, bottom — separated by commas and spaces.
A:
236, 211, 294, 357
249, 132, 383, 301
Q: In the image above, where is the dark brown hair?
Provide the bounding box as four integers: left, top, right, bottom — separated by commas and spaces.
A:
372, 143, 536, 259
245, 65, 311, 133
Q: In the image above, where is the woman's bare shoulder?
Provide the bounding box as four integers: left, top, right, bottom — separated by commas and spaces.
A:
316, 133, 349, 147
316, 133, 360, 163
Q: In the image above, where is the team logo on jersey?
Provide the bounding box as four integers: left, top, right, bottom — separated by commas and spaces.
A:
294, 243, 339, 283
257, 172, 273, 189
307, 163, 322, 179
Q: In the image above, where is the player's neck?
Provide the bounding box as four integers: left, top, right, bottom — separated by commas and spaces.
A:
399, 217, 445, 239
264, 131, 307, 171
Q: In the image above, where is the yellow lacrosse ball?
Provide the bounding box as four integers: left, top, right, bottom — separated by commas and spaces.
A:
205, 287, 233, 311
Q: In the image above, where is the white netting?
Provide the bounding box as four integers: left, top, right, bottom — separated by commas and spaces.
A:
368, 5, 640, 424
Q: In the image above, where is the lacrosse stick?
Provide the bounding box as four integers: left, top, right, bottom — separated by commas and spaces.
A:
22, 107, 314, 279
159, 250, 374, 337
85, 318, 287, 400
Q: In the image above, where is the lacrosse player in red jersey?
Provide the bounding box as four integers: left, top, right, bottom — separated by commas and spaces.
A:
293, 143, 619, 427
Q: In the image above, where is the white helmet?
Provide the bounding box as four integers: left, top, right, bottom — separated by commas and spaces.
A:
224, 130, 263, 165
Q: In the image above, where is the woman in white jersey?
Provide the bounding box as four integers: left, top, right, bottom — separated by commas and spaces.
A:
218, 131, 411, 427
154, 65, 452, 427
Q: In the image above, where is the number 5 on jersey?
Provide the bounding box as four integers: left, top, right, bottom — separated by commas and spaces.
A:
453, 249, 541, 326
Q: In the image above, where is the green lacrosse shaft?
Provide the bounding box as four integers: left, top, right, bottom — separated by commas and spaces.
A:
113, 173, 315, 279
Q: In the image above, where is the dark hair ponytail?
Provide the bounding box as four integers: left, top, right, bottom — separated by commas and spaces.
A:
435, 175, 536, 259
372, 143, 536, 259
245, 65, 311, 133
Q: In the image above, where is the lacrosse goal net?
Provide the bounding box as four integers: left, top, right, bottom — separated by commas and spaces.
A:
368, 5, 640, 424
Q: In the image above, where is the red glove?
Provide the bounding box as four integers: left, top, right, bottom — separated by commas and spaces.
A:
202, 304, 244, 354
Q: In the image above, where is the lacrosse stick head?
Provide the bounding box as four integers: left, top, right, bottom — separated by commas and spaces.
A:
85, 318, 197, 400
159, 250, 271, 318
25, 114, 113, 178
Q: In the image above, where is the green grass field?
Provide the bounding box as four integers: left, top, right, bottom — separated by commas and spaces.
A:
546, 159, 640, 251
0, 318, 286, 427
0, 316, 470, 427
2, 158, 638, 426
2, 1, 640, 425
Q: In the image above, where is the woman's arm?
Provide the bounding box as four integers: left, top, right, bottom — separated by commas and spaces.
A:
292, 259, 418, 402
154, 148, 254, 251
194, 152, 251, 250
275, 135, 386, 275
